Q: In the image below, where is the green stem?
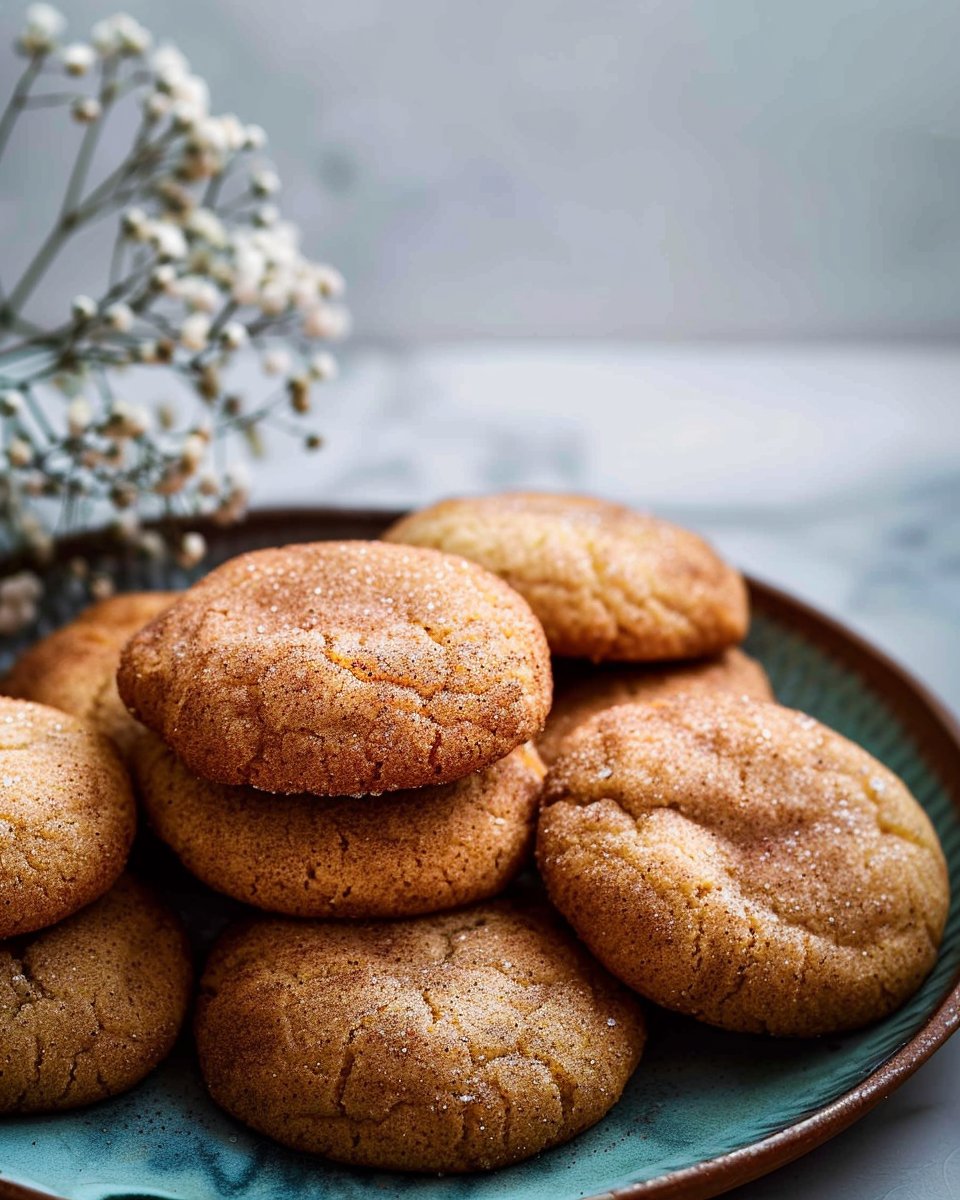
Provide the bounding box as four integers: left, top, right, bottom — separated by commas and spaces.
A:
60, 63, 116, 221
0, 56, 43, 163
20, 92, 80, 108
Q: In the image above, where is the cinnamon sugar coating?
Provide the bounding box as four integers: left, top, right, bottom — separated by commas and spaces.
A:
0, 875, 192, 1112
2, 593, 175, 758
384, 492, 748, 661
537, 694, 949, 1036
0, 698, 136, 938
539, 647, 772, 765
117, 541, 552, 796
132, 733, 545, 918
195, 901, 644, 1171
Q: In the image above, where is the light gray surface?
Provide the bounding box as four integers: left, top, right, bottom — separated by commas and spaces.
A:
251, 341, 960, 1200
2, 1, 960, 338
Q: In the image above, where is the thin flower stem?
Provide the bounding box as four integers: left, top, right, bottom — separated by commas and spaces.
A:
76, 123, 175, 217
2, 223, 69, 322
60, 62, 117, 220
108, 224, 126, 288
21, 384, 56, 445
0, 55, 43, 164
20, 92, 80, 108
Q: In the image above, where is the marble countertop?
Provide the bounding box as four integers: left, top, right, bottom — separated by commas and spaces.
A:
253, 341, 960, 1200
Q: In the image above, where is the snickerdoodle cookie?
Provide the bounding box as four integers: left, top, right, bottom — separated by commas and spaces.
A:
539, 647, 773, 765
384, 492, 748, 661
3, 592, 175, 757
537, 695, 949, 1037
195, 902, 644, 1171
132, 733, 545, 918
118, 541, 551, 796
0, 875, 192, 1112
0, 698, 136, 939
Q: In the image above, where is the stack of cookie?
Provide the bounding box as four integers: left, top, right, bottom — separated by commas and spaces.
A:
0, 490, 949, 1178
386, 492, 950, 1038
107, 539, 647, 1170
0, 696, 191, 1113
120, 541, 557, 920
383, 491, 775, 759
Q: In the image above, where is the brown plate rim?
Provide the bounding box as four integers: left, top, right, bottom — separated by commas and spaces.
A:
1, 504, 958, 1200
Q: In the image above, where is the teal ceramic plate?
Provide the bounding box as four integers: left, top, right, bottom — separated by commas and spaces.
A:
1, 508, 958, 1200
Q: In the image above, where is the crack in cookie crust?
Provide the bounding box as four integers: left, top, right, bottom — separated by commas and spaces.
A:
195, 902, 645, 1172
0, 698, 136, 939
118, 542, 552, 796
0, 876, 192, 1113
537, 694, 950, 1037
384, 492, 748, 661
132, 732, 545, 918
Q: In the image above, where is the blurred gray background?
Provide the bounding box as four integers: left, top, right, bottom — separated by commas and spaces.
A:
2, 0, 960, 339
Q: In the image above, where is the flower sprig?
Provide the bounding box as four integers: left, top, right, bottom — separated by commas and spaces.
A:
0, 4, 348, 588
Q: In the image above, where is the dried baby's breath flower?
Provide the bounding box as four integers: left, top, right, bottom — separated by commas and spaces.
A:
176, 530, 206, 568
0, 3, 347, 598
62, 42, 95, 75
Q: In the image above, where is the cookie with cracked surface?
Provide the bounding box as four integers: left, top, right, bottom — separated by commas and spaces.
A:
537, 694, 949, 1036
195, 901, 645, 1171
0, 698, 136, 939
383, 492, 748, 661
117, 541, 552, 796
132, 732, 545, 918
0, 874, 192, 1113
2, 592, 176, 758
539, 647, 773, 766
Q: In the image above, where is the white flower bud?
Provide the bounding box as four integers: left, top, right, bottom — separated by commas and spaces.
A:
137, 530, 166, 560
231, 272, 260, 306
176, 275, 220, 313
90, 18, 114, 54
180, 312, 211, 351
177, 531, 207, 569
66, 397, 92, 435
308, 352, 338, 382
122, 206, 149, 239
71, 96, 102, 123
71, 294, 97, 322
179, 433, 207, 471
220, 321, 248, 350
258, 279, 288, 315
186, 207, 226, 247
91, 14, 151, 58
0, 390, 23, 417
150, 263, 178, 292
251, 168, 280, 197
315, 264, 346, 298
151, 42, 189, 84
62, 42, 96, 75
106, 400, 149, 439
19, 4, 65, 55
137, 340, 159, 363
243, 124, 267, 150
148, 220, 188, 260
104, 302, 134, 332
262, 348, 291, 376
254, 203, 279, 228
115, 14, 151, 55
170, 73, 209, 113
144, 90, 172, 122
302, 304, 350, 340
7, 437, 33, 468
197, 471, 219, 497
90, 574, 115, 600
